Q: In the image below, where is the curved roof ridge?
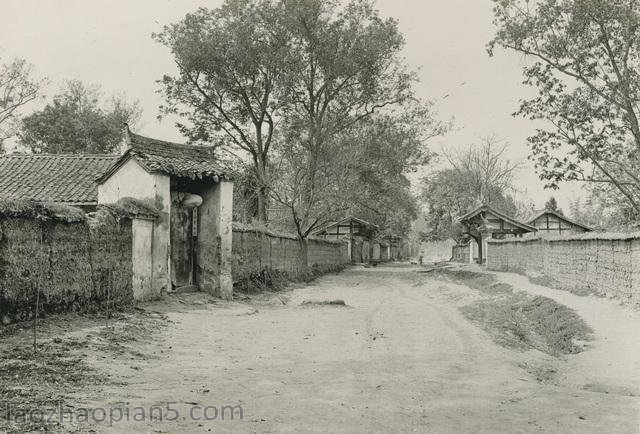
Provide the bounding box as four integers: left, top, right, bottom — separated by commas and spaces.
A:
129, 131, 215, 154
97, 129, 227, 184
2, 153, 119, 158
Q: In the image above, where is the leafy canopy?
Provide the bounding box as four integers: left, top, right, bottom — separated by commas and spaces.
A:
154, 0, 289, 219
544, 196, 563, 215
267, 0, 439, 239
155, 0, 441, 232
19, 80, 141, 154
490, 0, 640, 217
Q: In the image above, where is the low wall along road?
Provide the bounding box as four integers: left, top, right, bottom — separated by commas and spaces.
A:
487, 232, 640, 303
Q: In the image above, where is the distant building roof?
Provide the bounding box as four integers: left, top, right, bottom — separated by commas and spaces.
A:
459, 204, 537, 232
527, 209, 593, 232
0, 154, 118, 205
97, 129, 227, 184
312, 216, 378, 235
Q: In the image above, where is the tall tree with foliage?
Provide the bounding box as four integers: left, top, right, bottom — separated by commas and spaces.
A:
338, 107, 440, 238
19, 80, 141, 154
155, 0, 439, 229
155, 1, 289, 221
544, 196, 563, 215
267, 0, 440, 264
0, 57, 41, 151
571, 183, 640, 230
490, 0, 640, 219
272, 106, 434, 238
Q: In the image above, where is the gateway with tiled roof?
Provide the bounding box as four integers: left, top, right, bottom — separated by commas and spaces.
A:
312, 216, 379, 263
0, 127, 234, 299
96, 126, 232, 295
96, 126, 226, 184
0, 154, 118, 207
459, 204, 538, 233
459, 204, 537, 264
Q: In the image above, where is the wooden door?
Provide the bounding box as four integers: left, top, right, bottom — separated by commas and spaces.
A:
170, 193, 195, 289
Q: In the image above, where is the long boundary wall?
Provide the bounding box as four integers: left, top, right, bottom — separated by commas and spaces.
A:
1, 204, 352, 325
487, 232, 640, 303
231, 224, 350, 284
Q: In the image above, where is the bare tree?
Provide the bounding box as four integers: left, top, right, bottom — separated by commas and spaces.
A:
0, 58, 41, 150
443, 137, 523, 206
421, 137, 525, 243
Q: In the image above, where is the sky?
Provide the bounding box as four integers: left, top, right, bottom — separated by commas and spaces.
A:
0, 0, 583, 210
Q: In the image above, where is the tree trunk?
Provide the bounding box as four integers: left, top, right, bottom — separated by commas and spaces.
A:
254, 157, 269, 222
298, 237, 309, 273
256, 186, 268, 222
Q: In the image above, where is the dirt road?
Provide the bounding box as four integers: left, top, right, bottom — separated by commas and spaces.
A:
4, 264, 639, 433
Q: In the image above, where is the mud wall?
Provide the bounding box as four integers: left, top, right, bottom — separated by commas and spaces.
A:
197, 181, 234, 300
380, 244, 390, 261
0, 211, 133, 325
421, 239, 457, 262
98, 159, 171, 298
231, 224, 350, 284
451, 244, 469, 263
487, 233, 640, 303
350, 238, 371, 263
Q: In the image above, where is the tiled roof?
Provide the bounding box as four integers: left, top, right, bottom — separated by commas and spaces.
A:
312, 216, 378, 235
0, 154, 118, 204
527, 209, 593, 232
97, 131, 226, 183
459, 204, 538, 232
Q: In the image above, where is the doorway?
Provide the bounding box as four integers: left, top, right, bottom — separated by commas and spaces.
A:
170, 192, 199, 290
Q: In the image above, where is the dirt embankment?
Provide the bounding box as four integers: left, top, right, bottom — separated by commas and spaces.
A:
430, 268, 593, 356
482, 268, 640, 399
428, 265, 640, 400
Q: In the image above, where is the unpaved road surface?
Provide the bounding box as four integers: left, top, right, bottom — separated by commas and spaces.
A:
7, 264, 640, 433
